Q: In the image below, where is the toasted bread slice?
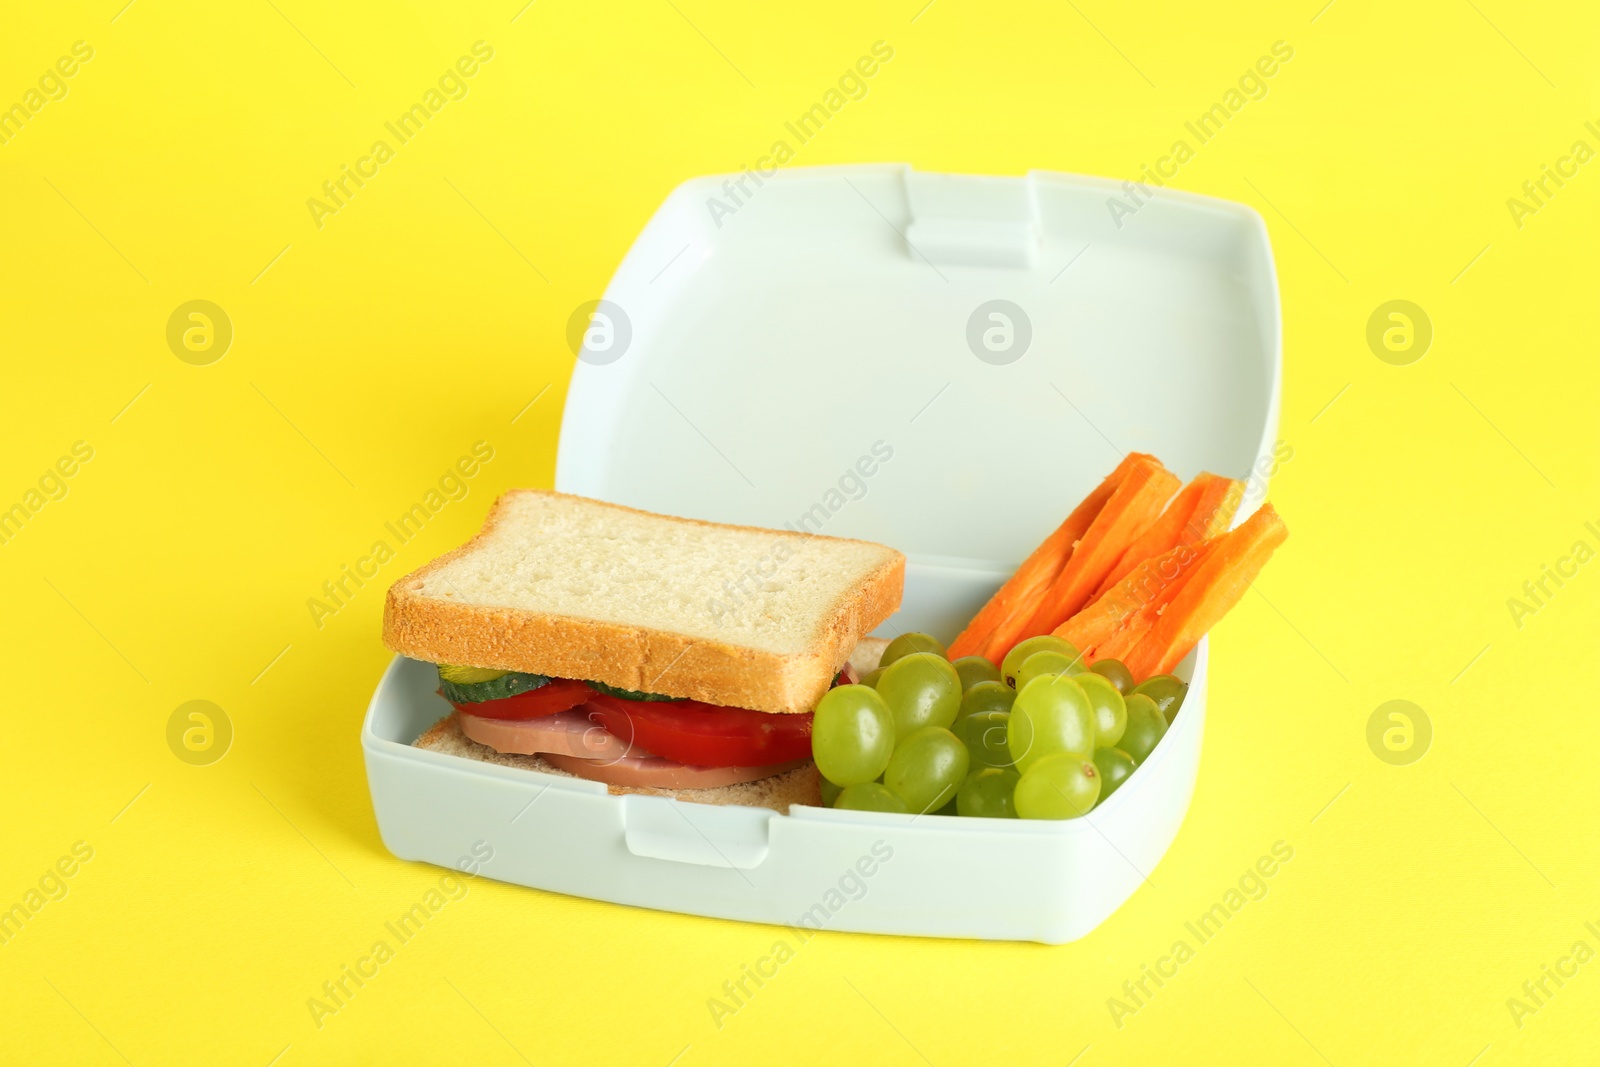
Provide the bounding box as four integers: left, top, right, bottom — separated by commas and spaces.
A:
414, 713, 822, 813
383, 489, 904, 713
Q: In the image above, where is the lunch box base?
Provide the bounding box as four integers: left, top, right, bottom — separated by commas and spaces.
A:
363, 647, 1204, 945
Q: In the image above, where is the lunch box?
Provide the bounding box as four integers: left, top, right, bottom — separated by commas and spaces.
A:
362, 164, 1281, 943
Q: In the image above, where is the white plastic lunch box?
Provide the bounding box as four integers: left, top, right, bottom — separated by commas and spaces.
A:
363, 164, 1280, 943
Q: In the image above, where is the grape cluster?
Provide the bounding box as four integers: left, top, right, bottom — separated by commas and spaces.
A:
813, 633, 1187, 819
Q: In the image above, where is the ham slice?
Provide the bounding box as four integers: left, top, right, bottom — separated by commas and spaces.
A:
462, 702, 805, 789
460, 706, 649, 760
541, 751, 807, 789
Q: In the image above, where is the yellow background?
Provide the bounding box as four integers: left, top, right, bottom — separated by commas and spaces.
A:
3, 0, 1598, 1063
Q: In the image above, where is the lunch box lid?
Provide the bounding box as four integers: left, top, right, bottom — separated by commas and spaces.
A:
555, 164, 1280, 637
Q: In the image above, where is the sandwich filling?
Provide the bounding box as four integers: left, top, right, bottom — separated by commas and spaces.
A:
434, 664, 839, 788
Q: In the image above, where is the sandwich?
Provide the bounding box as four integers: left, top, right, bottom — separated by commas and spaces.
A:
383, 489, 904, 812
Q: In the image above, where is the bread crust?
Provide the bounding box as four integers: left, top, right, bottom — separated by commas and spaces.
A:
383, 489, 905, 714
414, 713, 821, 813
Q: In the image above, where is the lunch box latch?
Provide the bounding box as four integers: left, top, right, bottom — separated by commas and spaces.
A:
902, 169, 1042, 268
620, 794, 773, 869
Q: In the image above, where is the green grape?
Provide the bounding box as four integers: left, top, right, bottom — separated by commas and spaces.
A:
1093, 747, 1136, 800
883, 726, 970, 814
820, 778, 843, 806
953, 710, 1014, 770
1008, 674, 1096, 773
957, 767, 1020, 818
1016, 650, 1085, 690
812, 684, 895, 786
859, 667, 884, 688
957, 680, 1016, 721
834, 782, 908, 813
952, 655, 1002, 692
1000, 635, 1082, 688
1133, 674, 1188, 725
1015, 753, 1101, 819
1119, 694, 1168, 763
880, 632, 948, 668
875, 652, 962, 739
1090, 658, 1136, 695
933, 796, 960, 817
1075, 672, 1127, 748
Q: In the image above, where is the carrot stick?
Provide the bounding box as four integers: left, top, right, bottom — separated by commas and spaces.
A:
1121, 503, 1289, 680
1054, 537, 1217, 658
1188, 475, 1245, 540
1090, 478, 1205, 598
1086, 616, 1145, 665
1090, 473, 1242, 599
948, 453, 1148, 658
998, 457, 1179, 657
1088, 542, 1219, 664
1068, 475, 1242, 664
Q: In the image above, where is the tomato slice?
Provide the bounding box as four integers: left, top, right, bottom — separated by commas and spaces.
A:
584, 692, 813, 768
449, 678, 592, 720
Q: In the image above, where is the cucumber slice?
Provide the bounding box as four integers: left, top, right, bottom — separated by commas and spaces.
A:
585, 680, 683, 702
438, 669, 550, 704
438, 664, 511, 685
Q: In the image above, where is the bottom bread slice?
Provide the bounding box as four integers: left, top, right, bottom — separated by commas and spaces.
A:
414, 713, 821, 814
